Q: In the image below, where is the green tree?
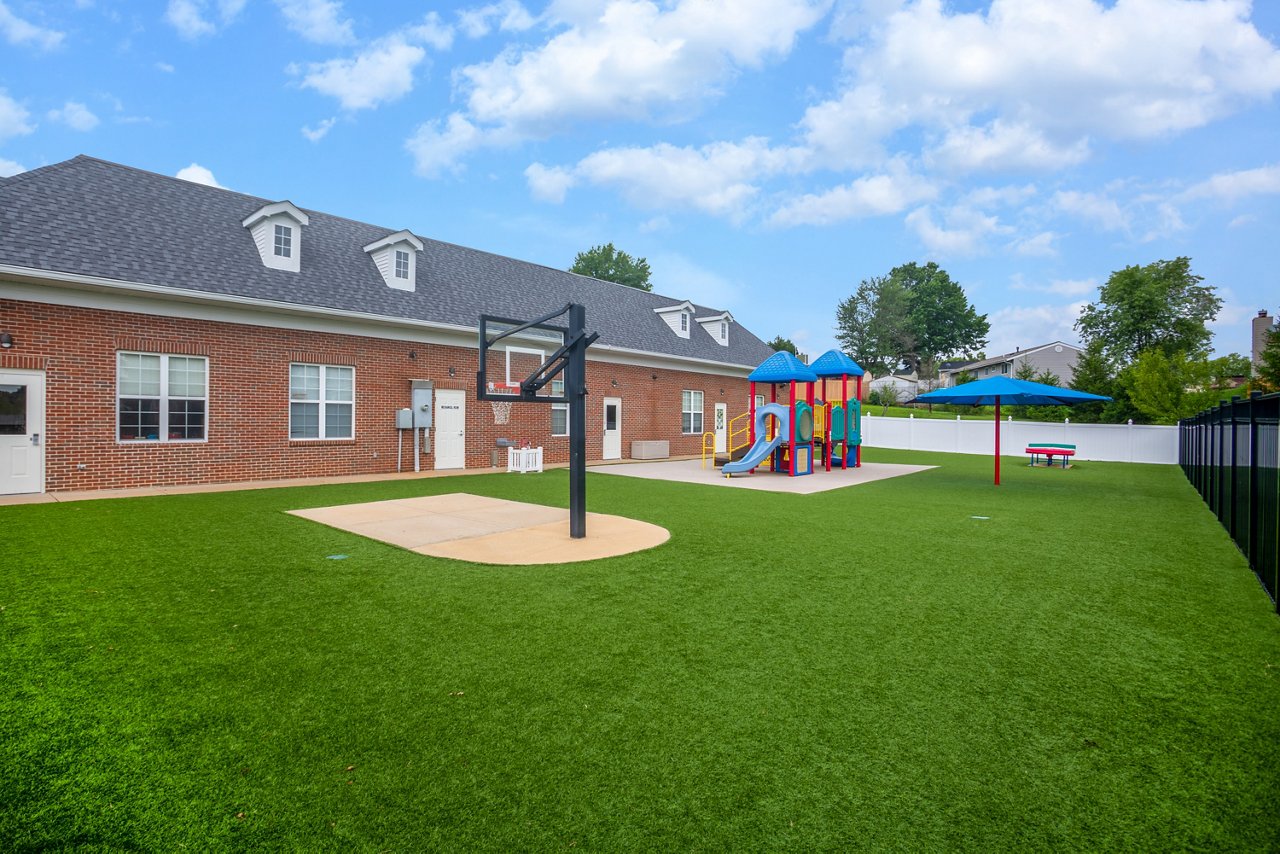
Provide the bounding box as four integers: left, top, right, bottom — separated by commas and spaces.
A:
835, 262, 987, 379
1067, 341, 1114, 423
766, 336, 805, 362
1257, 320, 1280, 392
1129, 350, 1221, 424
1075, 257, 1221, 364
569, 243, 652, 291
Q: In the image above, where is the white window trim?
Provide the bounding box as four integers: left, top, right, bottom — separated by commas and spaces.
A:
394, 249, 410, 279
116, 351, 209, 444
682, 389, 704, 435
551, 377, 569, 437
289, 363, 356, 441
274, 223, 293, 258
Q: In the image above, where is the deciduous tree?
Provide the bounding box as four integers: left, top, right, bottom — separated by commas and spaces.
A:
1075, 257, 1221, 364
569, 243, 652, 291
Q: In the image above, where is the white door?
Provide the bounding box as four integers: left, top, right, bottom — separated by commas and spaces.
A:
602, 397, 622, 460
714, 402, 728, 453
433, 389, 466, 470
0, 369, 45, 495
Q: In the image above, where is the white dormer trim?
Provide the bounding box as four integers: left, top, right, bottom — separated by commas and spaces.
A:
242, 201, 309, 273
696, 311, 734, 347
363, 230, 424, 292
654, 301, 695, 340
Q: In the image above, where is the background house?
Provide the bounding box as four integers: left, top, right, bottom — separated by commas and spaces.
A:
938, 342, 1083, 386
0, 156, 774, 496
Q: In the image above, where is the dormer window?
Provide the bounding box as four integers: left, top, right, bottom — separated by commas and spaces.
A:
654, 301, 696, 340
242, 201, 309, 273
364, 229, 424, 292
274, 224, 292, 258
696, 311, 734, 347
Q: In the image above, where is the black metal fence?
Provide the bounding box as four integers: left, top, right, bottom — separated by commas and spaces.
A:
1180, 392, 1279, 611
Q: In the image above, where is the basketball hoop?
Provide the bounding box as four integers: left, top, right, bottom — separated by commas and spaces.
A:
490, 399, 513, 425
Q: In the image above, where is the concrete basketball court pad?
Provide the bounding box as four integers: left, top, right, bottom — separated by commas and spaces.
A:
288, 493, 670, 565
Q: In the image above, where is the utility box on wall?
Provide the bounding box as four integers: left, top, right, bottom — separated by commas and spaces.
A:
411, 380, 433, 431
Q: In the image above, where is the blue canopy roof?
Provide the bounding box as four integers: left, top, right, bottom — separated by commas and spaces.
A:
912, 376, 1111, 406
809, 349, 865, 377
748, 350, 818, 383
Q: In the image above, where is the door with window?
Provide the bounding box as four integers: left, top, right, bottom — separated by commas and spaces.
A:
434, 389, 466, 470
0, 369, 45, 495
714, 402, 728, 453
602, 397, 622, 460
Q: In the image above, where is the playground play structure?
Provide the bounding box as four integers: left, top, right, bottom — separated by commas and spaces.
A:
706, 349, 864, 478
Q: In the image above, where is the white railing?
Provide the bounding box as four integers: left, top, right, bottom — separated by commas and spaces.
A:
862, 414, 1178, 464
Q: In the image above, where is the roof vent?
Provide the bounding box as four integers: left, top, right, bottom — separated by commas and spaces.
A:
242, 201, 309, 273
364, 230, 424, 292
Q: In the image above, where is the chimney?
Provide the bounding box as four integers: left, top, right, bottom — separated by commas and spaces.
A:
1253, 309, 1273, 366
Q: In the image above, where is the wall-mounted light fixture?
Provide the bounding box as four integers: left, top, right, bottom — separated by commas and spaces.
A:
611, 379, 619, 387
408, 350, 417, 360
651, 373, 658, 381
0, 332, 12, 349
448, 366, 456, 377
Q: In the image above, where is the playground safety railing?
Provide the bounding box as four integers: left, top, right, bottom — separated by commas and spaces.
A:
700, 431, 716, 469
728, 411, 751, 456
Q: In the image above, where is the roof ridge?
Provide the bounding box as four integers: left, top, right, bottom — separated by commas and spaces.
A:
0, 156, 86, 192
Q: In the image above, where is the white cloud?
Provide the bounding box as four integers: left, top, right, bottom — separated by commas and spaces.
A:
1052, 190, 1127, 232
769, 163, 936, 227
0, 1, 64, 50
800, 0, 1280, 176
405, 113, 484, 177
406, 12, 454, 50
301, 116, 336, 141
986, 302, 1087, 355
963, 184, 1037, 208
1010, 231, 1058, 258
457, 1, 535, 38
296, 36, 426, 110
175, 163, 224, 188
164, 0, 246, 39
156, 61, 175, 73
573, 138, 804, 219
648, 252, 741, 309
524, 162, 575, 203
1229, 214, 1256, 228
48, 101, 99, 132
1180, 164, 1280, 203
926, 120, 1090, 173
420, 0, 827, 172
275, 0, 355, 45
0, 90, 33, 142
0, 157, 25, 176
639, 215, 670, 233
1011, 276, 1097, 297
905, 204, 1010, 255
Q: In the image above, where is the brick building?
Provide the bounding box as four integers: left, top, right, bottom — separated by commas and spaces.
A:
0, 156, 774, 495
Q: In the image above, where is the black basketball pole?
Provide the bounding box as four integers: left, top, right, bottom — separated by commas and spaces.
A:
567, 303, 588, 538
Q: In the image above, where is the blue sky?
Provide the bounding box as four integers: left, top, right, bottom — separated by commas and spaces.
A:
2, 0, 1277, 362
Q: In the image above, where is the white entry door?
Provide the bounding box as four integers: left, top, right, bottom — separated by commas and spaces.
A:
714, 402, 728, 453
0, 369, 45, 495
602, 396, 622, 460
433, 389, 466, 470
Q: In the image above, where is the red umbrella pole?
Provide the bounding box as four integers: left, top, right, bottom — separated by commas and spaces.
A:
994, 399, 1001, 486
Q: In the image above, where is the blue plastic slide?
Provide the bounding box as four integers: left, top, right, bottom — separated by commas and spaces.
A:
723, 403, 790, 475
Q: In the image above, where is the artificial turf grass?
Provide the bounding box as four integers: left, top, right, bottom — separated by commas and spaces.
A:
3, 449, 1279, 850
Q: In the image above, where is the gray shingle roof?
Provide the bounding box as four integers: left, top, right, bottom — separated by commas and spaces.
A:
0, 156, 774, 369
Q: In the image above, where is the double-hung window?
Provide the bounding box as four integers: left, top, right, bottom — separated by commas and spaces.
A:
117, 352, 207, 442
290, 364, 354, 439
681, 390, 703, 434
551, 378, 569, 436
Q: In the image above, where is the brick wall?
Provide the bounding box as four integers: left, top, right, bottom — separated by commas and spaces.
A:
0, 298, 753, 492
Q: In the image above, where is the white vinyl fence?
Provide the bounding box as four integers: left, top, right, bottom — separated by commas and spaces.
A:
862, 413, 1178, 464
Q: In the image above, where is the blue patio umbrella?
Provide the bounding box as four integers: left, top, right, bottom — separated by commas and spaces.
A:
910, 376, 1111, 485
